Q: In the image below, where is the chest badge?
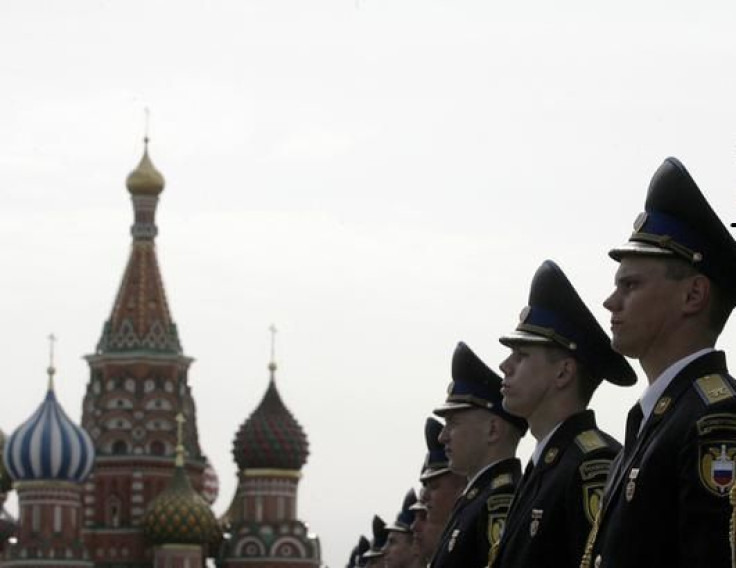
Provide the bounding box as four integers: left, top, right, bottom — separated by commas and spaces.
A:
625, 468, 639, 502
448, 528, 460, 551
529, 509, 543, 537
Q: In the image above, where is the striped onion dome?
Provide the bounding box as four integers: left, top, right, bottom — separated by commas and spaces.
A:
232, 366, 309, 471
3, 382, 95, 484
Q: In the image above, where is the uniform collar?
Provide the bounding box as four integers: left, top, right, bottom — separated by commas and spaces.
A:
638, 347, 714, 430
463, 460, 498, 495
531, 422, 562, 466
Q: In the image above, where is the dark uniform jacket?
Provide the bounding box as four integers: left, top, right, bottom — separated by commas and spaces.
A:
492, 410, 618, 568
584, 351, 736, 568
429, 457, 521, 568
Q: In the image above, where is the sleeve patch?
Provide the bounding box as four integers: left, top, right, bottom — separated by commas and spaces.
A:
491, 473, 513, 490
697, 413, 736, 435
579, 459, 612, 481
575, 430, 607, 454
486, 494, 513, 512
698, 442, 736, 497
694, 374, 735, 406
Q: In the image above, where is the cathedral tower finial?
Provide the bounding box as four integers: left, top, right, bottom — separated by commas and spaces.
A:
47, 333, 57, 391
175, 413, 186, 468
268, 324, 278, 380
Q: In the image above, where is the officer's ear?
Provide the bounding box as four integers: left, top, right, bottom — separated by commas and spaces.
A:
553, 356, 576, 390
681, 273, 710, 318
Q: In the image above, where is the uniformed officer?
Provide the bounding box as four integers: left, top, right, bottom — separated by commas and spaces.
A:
492, 260, 636, 568
413, 418, 466, 565
363, 515, 389, 567
385, 489, 421, 568
582, 157, 736, 568
430, 342, 528, 568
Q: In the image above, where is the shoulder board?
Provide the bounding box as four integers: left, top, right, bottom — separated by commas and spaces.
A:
486, 493, 513, 512
575, 430, 607, 454
694, 374, 736, 406
490, 473, 514, 490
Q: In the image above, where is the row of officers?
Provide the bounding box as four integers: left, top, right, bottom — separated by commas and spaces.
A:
347, 157, 736, 568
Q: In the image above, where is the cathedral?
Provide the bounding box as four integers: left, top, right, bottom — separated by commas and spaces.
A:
0, 140, 322, 568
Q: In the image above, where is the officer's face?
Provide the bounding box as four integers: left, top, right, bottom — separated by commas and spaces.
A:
384, 531, 416, 568
499, 345, 557, 420
424, 472, 464, 524
438, 408, 493, 476
603, 256, 684, 360
412, 508, 443, 563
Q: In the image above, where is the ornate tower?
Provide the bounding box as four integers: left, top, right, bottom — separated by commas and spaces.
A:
220, 331, 320, 568
2, 353, 96, 568
80, 139, 207, 567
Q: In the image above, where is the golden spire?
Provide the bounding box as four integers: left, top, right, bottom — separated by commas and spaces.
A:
175, 413, 186, 467
268, 324, 278, 379
47, 333, 57, 391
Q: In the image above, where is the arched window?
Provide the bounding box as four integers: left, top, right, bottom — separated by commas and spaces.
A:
106, 496, 122, 528
149, 440, 166, 456
111, 440, 128, 455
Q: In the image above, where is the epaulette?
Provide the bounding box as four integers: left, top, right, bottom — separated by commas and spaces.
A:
694, 374, 736, 406
575, 430, 607, 454
490, 473, 513, 490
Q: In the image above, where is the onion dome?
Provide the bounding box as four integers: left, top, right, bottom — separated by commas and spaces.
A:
232, 359, 309, 471
3, 365, 95, 484
200, 456, 220, 505
143, 414, 219, 546
126, 138, 165, 196
0, 429, 12, 494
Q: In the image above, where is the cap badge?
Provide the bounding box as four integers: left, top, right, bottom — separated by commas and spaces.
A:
466, 487, 479, 500
519, 305, 531, 323
529, 509, 543, 537
633, 211, 648, 232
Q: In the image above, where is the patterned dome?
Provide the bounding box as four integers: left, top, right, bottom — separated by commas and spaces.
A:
143, 466, 219, 545
126, 140, 165, 196
232, 374, 309, 471
4, 384, 95, 484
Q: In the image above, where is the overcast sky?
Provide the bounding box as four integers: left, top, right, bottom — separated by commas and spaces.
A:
2, 1, 736, 566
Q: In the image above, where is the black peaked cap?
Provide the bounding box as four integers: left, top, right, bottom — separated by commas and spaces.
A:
500, 260, 636, 387
434, 342, 528, 434
387, 488, 417, 532
610, 157, 736, 304
420, 417, 450, 482
363, 515, 388, 558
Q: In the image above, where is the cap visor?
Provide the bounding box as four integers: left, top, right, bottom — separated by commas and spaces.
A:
608, 241, 675, 261
432, 402, 472, 416
386, 523, 411, 533
409, 502, 428, 512
420, 467, 452, 483
499, 330, 554, 348
363, 550, 385, 559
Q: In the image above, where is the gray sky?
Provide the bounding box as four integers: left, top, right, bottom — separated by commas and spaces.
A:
2, 1, 736, 566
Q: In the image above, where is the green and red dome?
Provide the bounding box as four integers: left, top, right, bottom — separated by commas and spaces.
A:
232, 372, 309, 471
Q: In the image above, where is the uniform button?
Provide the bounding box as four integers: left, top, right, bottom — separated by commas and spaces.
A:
594, 554, 602, 568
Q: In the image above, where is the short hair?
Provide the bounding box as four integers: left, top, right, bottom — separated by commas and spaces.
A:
662, 258, 734, 335
543, 346, 600, 405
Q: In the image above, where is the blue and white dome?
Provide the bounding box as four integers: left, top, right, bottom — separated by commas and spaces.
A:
4, 383, 95, 484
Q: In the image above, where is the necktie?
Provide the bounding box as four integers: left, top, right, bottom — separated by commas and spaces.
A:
623, 403, 644, 461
